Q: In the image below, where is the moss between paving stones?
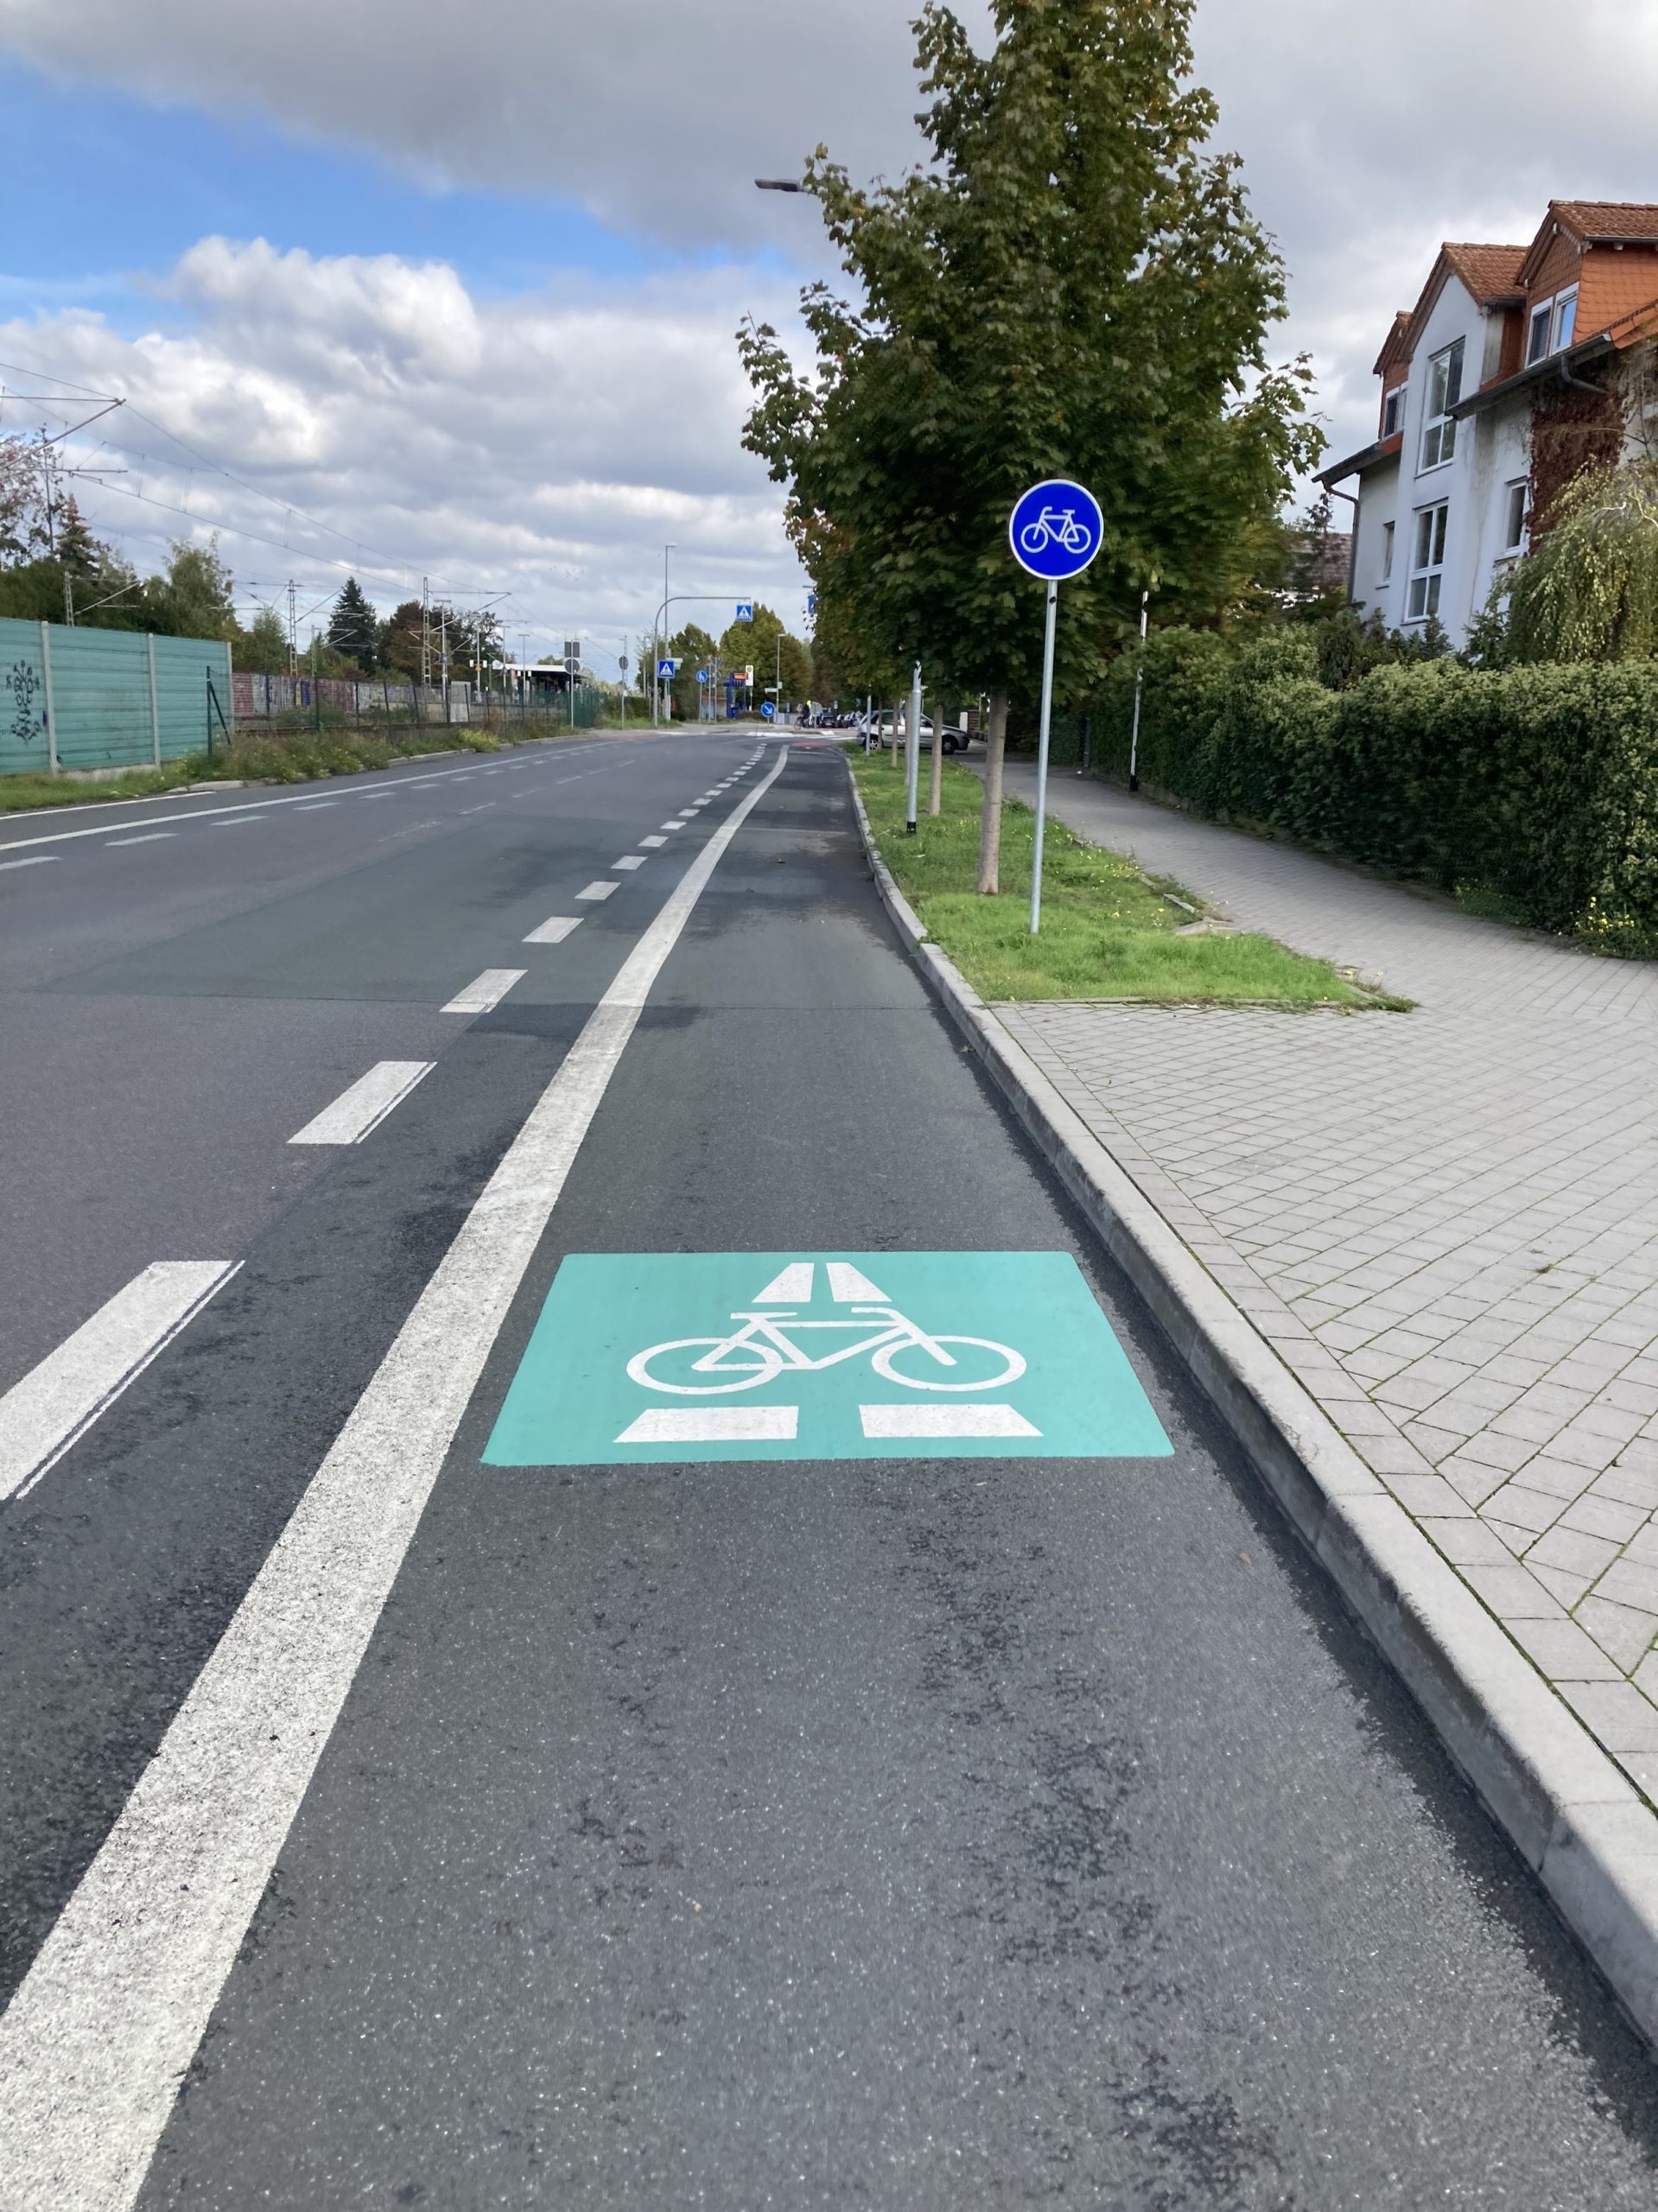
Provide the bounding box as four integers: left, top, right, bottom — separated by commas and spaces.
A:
853, 751, 1403, 1008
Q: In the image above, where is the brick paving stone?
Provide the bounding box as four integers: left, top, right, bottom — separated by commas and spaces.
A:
986, 762, 1658, 1793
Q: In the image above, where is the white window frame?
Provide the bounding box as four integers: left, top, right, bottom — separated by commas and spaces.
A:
1502, 479, 1529, 554
1528, 287, 1579, 365
1381, 519, 1395, 582
1407, 502, 1449, 622
1419, 340, 1464, 472
1382, 385, 1407, 440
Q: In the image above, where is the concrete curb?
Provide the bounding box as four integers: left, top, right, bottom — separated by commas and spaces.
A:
845, 756, 1658, 2049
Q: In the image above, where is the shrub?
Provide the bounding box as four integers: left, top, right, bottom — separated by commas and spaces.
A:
1089, 630, 1658, 950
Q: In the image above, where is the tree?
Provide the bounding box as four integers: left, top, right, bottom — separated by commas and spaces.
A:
55, 497, 103, 582
145, 537, 237, 639
379, 600, 426, 679
236, 606, 292, 675
327, 576, 378, 670
0, 436, 48, 566
1505, 454, 1658, 664
739, 0, 1319, 889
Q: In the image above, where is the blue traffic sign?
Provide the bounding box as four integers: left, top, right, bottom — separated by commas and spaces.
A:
760, 700, 777, 720
1008, 478, 1103, 582
734, 601, 753, 622
657, 657, 680, 678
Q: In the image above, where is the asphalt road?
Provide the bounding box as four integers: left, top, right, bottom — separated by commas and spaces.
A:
3, 730, 1658, 2208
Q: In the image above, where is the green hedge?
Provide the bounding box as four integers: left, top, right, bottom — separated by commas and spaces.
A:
1079, 630, 1658, 950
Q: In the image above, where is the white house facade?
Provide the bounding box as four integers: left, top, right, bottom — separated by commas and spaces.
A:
1320, 205, 1658, 648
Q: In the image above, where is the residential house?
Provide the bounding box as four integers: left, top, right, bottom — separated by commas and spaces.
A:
1318, 203, 1658, 645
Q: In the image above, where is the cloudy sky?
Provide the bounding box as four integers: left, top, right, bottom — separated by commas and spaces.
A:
1, 0, 1655, 673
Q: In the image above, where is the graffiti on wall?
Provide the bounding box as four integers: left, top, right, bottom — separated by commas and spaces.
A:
6, 658, 41, 749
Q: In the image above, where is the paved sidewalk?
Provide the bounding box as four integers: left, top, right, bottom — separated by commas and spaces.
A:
989, 760, 1658, 1799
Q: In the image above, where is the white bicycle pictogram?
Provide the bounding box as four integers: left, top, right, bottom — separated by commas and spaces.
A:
627, 1304, 1027, 1396
1017, 506, 1093, 557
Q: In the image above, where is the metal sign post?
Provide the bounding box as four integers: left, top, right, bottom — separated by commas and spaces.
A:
905, 660, 923, 834
1007, 476, 1104, 933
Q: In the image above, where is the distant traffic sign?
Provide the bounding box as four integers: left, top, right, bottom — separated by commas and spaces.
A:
734, 601, 753, 622
760, 701, 777, 719
657, 658, 680, 678
1008, 478, 1104, 582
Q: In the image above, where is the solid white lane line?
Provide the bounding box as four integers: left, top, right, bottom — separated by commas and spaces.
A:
616, 1406, 798, 1444
0, 1262, 241, 1503
0, 761, 507, 856
0, 747, 789, 2212
287, 1061, 435, 1146
860, 1404, 1040, 1439
0, 854, 58, 871
441, 968, 525, 1015
577, 880, 618, 901
523, 916, 582, 944
612, 855, 645, 871
105, 834, 177, 849
638, 835, 666, 848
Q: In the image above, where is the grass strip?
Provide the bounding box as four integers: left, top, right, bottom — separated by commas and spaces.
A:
0, 723, 582, 813
853, 751, 1401, 1008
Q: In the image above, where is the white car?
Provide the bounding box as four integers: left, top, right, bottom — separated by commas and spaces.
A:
861, 712, 969, 754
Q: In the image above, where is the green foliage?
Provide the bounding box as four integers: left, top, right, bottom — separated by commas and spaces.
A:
378, 599, 425, 678
739, 0, 1320, 703
0, 436, 48, 563
1089, 628, 1658, 949
146, 537, 237, 639
327, 576, 378, 670
1507, 456, 1658, 664
1311, 604, 1452, 689
237, 606, 291, 674
54, 497, 103, 580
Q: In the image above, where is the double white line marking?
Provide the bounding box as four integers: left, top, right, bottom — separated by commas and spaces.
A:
0, 747, 791, 2212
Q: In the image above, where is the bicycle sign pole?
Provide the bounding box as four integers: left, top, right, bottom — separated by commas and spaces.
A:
1007, 477, 1104, 933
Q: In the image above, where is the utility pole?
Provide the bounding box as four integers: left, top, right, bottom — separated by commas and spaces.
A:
420, 576, 431, 722
286, 579, 298, 698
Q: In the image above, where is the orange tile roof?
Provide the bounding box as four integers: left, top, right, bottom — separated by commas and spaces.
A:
1554, 201, 1658, 242
1441, 242, 1528, 302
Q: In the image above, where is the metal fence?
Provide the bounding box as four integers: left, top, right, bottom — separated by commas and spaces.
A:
232, 672, 611, 734
1, 618, 233, 777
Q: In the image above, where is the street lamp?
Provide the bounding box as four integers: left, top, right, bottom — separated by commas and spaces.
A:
755, 179, 806, 193
657, 543, 676, 725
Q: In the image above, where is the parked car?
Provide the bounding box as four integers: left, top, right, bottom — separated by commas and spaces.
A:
860, 712, 972, 754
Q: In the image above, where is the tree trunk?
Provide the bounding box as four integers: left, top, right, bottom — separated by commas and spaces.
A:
977, 686, 1007, 894
927, 709, 943, 815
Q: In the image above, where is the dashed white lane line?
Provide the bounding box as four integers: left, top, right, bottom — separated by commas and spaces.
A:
293, 802, 336, 812
287, 1061, 435, 1146
105, 833, 177, 848
0, 747, 791, 2212
612, 855, 645, 871
0, 1262, 241, 1503
213, 818, 259, 830
0, 854, 58, 871
441, 968, 525, 1015
524, 916, 582, 944
577, 880, 618, 901
639, 835, 666, 848
460, 803, 496, 816
658, 821, 682, 831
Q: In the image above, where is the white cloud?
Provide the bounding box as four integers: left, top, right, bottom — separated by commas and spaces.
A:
6, 0, 1658, 555
2, 243, 810, 673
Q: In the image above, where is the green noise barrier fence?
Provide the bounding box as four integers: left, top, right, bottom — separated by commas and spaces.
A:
0, 618, 234, 777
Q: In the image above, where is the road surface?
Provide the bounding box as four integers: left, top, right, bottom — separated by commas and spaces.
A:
2, 729, 1655, 2208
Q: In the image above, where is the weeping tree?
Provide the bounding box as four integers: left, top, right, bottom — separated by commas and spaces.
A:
1507, 456, 1658, 664
739, 0, 1318, 890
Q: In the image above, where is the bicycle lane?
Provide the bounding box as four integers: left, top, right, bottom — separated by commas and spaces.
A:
42, 747, 1658, 2202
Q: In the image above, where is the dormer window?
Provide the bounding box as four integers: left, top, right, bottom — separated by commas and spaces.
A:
1528, 287, 1579, 364
1420, 340, 1463, 471
1382, 385, 1407, 438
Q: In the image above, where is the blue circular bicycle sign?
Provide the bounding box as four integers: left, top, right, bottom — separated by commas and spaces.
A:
1008, 477, 1104, 582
